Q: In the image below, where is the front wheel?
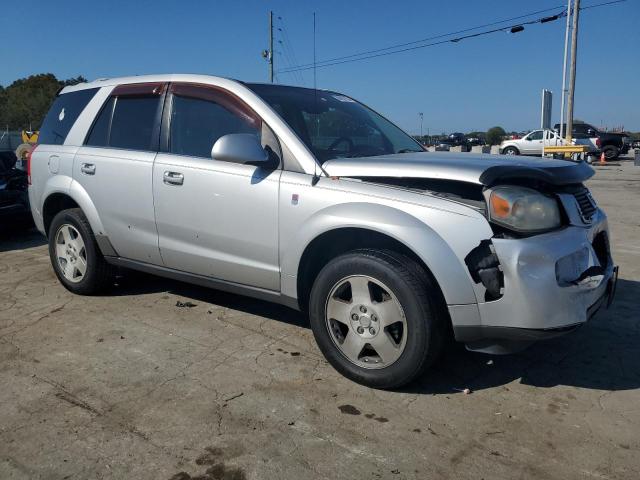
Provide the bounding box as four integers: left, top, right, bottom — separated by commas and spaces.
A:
309, 249, 447, 389
48, 208, 115, 295
503, 146, 519, 155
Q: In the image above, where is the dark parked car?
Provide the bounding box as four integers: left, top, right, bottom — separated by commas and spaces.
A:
434, 133, 471, 152
554, 123, 630, 160
0, 150, 31, 229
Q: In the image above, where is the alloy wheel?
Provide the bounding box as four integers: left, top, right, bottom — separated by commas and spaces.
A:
54, 224, 87, 283
325, 275, 407, 369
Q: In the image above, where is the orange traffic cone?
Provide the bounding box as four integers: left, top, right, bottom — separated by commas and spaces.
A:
599, 152, 607, 165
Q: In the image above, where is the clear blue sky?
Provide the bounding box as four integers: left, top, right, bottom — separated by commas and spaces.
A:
1, 0, 638, 133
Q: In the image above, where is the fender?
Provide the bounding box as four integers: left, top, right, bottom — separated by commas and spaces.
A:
41, 175, 106, 236
280, 202, 486, 307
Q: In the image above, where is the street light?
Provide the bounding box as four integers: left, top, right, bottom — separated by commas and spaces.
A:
418, 112, 424, 141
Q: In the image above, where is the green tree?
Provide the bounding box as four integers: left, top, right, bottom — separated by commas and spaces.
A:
0, 86, 6, 129
0, 74, 87, 131
486, 126, 506, 146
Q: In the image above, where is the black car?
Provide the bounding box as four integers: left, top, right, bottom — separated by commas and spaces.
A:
0, 150, 31, 229
554, 122, 630, 160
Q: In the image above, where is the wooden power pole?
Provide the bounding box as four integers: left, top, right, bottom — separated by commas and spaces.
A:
269, 11, 274, 83
565, 0, 580, 141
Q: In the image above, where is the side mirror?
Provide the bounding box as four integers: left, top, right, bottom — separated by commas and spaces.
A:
211, 133, 268, 164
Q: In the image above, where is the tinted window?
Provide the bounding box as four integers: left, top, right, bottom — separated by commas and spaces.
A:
170, 94, 260, 158
110, 97, 160, 150
85, 96, 161, 151
39, 88, 99, 145
85, 97, 114, 147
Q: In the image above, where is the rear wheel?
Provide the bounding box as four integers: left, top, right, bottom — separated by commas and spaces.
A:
309, 249, 447, 389
48, 208, 115, 295
503, 146, 519, 155
602, 145, 619, 160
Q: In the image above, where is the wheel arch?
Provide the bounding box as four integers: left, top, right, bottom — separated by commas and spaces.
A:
283, 202, 478, 311
503, 144, 520, 154
42, 180, 106, 238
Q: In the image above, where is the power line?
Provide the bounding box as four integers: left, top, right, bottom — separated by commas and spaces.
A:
279, 5, 568, 72
276, 0, 626, 74
277, 16, 307, 86
277, 14, 564, 73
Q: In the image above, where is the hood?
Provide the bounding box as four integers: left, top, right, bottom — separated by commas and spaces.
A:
322, 152, 594, 187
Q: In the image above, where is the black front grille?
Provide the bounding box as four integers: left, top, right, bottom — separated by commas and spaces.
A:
573, 188, 597, 222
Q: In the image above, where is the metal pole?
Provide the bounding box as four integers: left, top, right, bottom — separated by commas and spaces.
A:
559, 0, 571, 140
565, 0, 580, 142
313, 12, 317, 92
419, 113, 423, 139
269, 11, 274, 83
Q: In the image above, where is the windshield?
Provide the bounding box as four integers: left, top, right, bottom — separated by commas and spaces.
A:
247, 84, 424, 162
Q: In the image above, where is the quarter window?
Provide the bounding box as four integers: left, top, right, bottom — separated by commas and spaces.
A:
39, 88, 99, 145
169, 85, 261, 159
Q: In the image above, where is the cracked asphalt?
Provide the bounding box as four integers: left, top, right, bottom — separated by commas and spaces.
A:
1, 156, 639, 480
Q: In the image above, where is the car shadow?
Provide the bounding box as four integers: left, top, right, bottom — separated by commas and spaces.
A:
0, 227, 47, 253
111, 269, 640, 394
111, 270, 309, 330
404, 278, 640, 395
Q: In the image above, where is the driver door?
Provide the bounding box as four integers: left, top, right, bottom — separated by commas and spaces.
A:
152, 83, 282, 290
522, 130, 543, 155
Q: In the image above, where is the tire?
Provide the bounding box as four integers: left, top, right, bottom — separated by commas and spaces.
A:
309, 249, 447, 389
503, 146, 519, 155
602, 145, 619, 160
48, 208, 115, 295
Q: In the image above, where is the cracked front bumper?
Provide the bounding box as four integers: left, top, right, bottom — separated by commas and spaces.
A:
452, 209, 617, 352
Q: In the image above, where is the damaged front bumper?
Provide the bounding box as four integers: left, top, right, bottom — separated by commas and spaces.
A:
452, 209, 617, 354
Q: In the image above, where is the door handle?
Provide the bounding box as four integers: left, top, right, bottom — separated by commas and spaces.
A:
163, 171, 184, 186
81, 163, 96, 175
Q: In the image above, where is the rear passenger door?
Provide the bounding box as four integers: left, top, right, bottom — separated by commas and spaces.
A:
152, 83, 281, 291
73, 83, 166, 264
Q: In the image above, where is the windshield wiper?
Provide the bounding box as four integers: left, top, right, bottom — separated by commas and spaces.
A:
396, 148, 423, 153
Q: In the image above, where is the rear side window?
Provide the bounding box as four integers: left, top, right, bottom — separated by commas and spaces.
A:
85, 83, 164, 151
169, 84, 261, 159
39, 88, 99, 145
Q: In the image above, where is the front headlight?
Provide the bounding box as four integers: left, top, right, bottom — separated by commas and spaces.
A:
486, 186, 561, 232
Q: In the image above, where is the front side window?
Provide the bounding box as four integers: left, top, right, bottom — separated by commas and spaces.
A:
39, 88, 99, 145
247, 84, 423, 162
85, 83, 163, 151
527, 130, 543, 141
169, 84, 261, 159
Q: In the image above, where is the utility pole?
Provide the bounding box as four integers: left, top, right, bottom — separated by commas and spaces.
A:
419, 112, 424, 140
559, 0, 572, 140
269, 10, 274, 83
565, 0, 580, 141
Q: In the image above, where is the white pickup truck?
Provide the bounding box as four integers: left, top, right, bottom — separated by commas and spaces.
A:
500, 129, 597, 157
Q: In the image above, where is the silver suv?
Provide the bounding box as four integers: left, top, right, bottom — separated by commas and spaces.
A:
29, 74, 617, 388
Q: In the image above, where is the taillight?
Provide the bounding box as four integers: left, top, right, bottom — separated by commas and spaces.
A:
27, 144, 37, 185
596, 137, 602, 148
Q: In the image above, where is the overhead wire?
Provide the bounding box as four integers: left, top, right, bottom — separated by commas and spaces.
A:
276, 0, 626, 74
